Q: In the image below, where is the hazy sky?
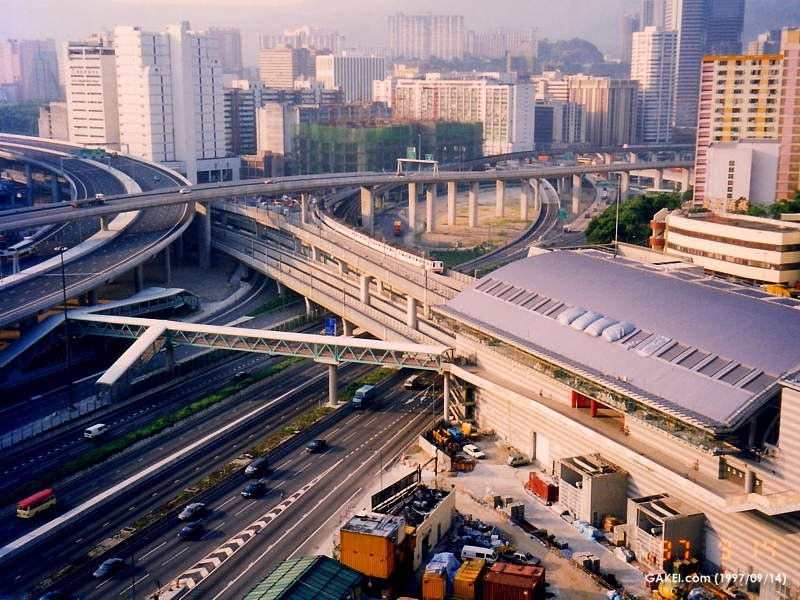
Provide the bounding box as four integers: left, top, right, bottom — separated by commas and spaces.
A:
7, 0, 800, 67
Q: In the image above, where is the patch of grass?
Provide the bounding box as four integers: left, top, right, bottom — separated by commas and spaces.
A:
248, 290, 303, 317
337, 367, 396, 402
431, 246, 490, 269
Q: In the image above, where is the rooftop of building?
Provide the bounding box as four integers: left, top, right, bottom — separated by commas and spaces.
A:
669, 211, 800, 234
561, 454, 627, 476
341, 511, 406, 538
241, 555, 364, 600
440, 248, 800, 431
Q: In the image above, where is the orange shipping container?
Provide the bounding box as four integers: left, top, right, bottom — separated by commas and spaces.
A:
483, 563, 545, 600
339, 529, 395, 579
422, 571, 446, 600
454, 558, 486, 600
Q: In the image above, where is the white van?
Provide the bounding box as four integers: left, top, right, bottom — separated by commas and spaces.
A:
460, 545, 498, 564
404, 373, 422, 389
84, 423, 109, 439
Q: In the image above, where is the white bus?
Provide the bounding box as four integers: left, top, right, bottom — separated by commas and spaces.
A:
1, 237, 36, 262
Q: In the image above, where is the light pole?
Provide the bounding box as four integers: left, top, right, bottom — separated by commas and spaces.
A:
55, 246, 75, 410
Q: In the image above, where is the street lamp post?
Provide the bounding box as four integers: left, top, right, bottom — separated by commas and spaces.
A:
55, 246, 75, 411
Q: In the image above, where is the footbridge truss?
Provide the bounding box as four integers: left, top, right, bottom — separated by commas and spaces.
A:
66, 311, 451, 398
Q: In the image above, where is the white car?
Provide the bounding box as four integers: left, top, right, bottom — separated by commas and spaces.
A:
178, 502, 205, 521
462, 444, 485, 459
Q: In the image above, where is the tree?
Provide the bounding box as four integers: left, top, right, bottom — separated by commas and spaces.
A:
768, 190, 800, 217
585, 193, 683, 246
0, 102, 42, 136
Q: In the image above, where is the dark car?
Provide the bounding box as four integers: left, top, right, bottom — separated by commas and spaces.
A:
39, 593, 67, 600
233, 371, 251, 383
178, 502, 205, 521
178, 521, 204, 540
93, 557, 125, 579
306, 439, 327, 453
242, 479, 267, 498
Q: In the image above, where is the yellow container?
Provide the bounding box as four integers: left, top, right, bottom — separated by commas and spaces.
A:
454, 558, 487, 600
422, 571, 446, 600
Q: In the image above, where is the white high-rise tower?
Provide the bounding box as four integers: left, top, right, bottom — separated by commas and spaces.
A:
630, 27, 677, 143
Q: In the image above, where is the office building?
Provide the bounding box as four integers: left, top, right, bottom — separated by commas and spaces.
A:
705, 0, 745, 55
748, 30, 783, 56
568, 76, 638, 147
388, 13, 464, 61
776, 29, 800, 202
37, 102, 69, 141
0, 39, 61, 102
535, 100, 585, 146
64, 38, 120, 150
392, 73, 536, 155
225, 80, 263, 156
466, 28, 537, 61
315, 54, 385, 102
260, 26, 345, 54
694, 53, 784, 205
115, 22, 238, 183
259, 45, 314, 89
621, 14, 641, 64
208, 28, 243, 75
630, 27, 676, 143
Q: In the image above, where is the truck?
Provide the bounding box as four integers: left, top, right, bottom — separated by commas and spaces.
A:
393, 220, 402, 236
352, 384, 375, 409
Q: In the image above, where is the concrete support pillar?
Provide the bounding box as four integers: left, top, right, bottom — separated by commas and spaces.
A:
134, 264, 144, 293
328, 363, 338, 406
520, 180, 531, 221
495, 180, 505, 217
590, 399, 598, 418
680, 168, 690, 192
533, 179, 541, 212
572, 174, 582, 214
87, 288, 99, 306
745, 469, 756, 494
426, 183, 437, 233
447, 181, 457, 225
175, 234, 184, 266
51, 172, 59, 202
25, 164, 33, 206
468, 181, 479, 228
557, 177, 565, 201
620, 172, 630, 201
604, 153, 613, 165
301, 191, 309, 224
343, 320, 354, 336
653, 170, 663, 190
408, 182, 418, 233
100, 215, 111, 231
304, 297, 314, 315
163, 246, 171, 284
164, 344, 175, 378
277, 281, 286, 295
406, 296, 418, 329
360, 186, 374, 234
197, 201, 211, 268
443, 372, 451, 423
628, 151, 637, 163
359, 274, 372, 306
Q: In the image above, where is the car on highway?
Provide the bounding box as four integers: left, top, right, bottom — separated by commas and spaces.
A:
241, 479, 268, 498
178, 521, 204, 540
462, 444, 485, 459
305, 439, 327, 453
178, 187, 191, 194
93, 557, 125, 579
233, 370, 251, 382
264, 179, 274, 184
178, 502, 205, 521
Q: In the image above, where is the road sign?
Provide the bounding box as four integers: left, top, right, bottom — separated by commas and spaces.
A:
424, 153, 434, 161
325, 317, 338, 336
596, 182, 615, 188
557, 209, 567, 220
407, 147, 417, 159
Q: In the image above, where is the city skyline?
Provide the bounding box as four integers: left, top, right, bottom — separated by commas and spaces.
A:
9, 0, 800, 67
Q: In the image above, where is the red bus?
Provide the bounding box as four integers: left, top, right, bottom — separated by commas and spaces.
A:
17, 488, 56, 518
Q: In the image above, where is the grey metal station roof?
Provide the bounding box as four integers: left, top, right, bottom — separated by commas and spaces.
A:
443, 250, 800, 430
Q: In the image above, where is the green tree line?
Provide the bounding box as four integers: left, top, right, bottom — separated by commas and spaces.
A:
0, 101, 42, 136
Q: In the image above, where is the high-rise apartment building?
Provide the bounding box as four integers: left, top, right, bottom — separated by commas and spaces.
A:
466, 29, 537, 61
208, 28, 243, 75
392, 73, 535, 155
388, 13, 464, 61
115, 22, 238, 183
260, 26, 345, 54
776, 29, 800, 202
315, 54, 385, 102
568, 76, 638, 146
705, 0, 745, 55
64, 38, 120, 149
259, 46, 314, 89
621, 15, 641, 64
37, 102, 69, 141
694, 53, 783, 205
630, 27, 676, 143
225, 80, 263, 156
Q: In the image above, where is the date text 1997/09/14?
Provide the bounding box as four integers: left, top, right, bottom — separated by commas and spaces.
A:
645, 572, 787, 587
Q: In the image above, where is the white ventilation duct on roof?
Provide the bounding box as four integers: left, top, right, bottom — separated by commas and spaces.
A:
602, 321, 636, 342
571, 311, 602, 331
585, 317, 618, 337
557, 306, 586, 325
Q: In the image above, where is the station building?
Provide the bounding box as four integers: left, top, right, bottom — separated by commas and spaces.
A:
436, 247, 800, 597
